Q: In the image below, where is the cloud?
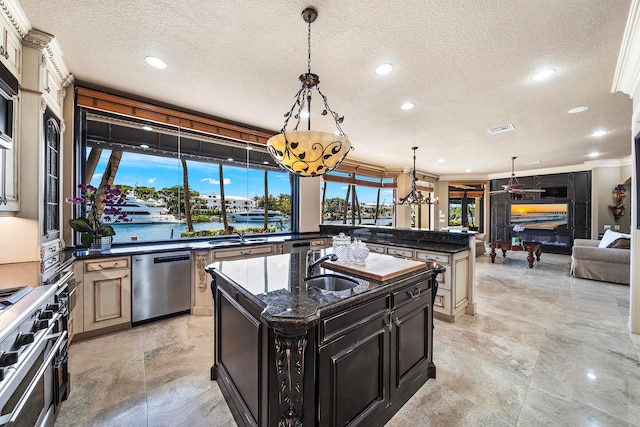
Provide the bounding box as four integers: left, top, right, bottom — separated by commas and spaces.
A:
201, 177, 231, 185
92, 173, 103, 181
147, 177, 156, 184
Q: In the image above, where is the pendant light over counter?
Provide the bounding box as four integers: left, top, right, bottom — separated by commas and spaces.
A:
400, 146, 438, 206
266, 7, 352, 177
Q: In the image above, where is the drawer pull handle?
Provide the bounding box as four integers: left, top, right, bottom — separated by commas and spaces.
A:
407, 287, 421, 299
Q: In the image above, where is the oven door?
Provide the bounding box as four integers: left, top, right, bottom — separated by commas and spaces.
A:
0, 326, 67, 427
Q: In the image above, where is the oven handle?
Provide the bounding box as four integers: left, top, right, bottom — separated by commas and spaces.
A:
3, 330, 68, 425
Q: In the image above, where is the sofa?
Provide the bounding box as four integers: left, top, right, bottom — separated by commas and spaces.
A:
570, 231, 631, 285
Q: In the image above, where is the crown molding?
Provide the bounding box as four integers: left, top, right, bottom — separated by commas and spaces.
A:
0, 0, 30, 38
612, 0, 640, 96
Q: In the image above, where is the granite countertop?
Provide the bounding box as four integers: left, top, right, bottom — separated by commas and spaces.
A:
71, 226, 472, 260
71, 233, 317, 259
206, 251, 443, 329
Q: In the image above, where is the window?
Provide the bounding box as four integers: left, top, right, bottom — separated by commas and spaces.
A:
75, 107, 293, 245
322, 171, 396, 227
43, 108, 61, 241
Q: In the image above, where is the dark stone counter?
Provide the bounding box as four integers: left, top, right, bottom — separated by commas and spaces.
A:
320, 224, 472, 253
205, 251, 443, 329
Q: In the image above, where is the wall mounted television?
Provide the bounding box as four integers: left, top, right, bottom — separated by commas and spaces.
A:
510, 203, 568, 229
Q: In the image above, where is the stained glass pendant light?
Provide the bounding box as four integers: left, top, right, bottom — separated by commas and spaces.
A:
400, 147, 427, 205
266, 7, 352, 177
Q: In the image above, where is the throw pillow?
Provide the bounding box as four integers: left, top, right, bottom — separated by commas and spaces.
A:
598, 229, 631, 248
608, 238, 631, 249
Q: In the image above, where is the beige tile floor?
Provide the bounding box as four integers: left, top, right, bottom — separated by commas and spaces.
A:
55, 252, 640, 426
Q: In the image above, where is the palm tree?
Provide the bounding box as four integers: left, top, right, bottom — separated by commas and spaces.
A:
219, 164, 228, 232
263, 170, 268, 230
181, 158, 193, 232
321, 181, 327, 223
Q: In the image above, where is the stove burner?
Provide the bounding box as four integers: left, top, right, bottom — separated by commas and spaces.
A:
0, 286, 33, 310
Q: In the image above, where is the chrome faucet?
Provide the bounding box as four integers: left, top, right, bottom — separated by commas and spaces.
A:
306, 253, 338, 277
235, 230, 246, 243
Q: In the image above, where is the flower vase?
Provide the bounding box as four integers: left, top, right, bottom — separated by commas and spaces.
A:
89, 236, 112, 252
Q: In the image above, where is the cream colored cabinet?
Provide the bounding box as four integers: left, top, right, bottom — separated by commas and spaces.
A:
0, 142, 18, 213
82, 257, 131, 332
212, 244, 275, 260
373, 243, 470, 322
41, 59, 63, 113
0, 14, 21, 80
415, 249, 469, 322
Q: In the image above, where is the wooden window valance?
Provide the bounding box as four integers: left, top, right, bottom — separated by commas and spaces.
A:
76, 86, 274, 145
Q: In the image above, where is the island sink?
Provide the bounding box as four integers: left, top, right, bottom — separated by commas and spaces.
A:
305, 274, 358, 291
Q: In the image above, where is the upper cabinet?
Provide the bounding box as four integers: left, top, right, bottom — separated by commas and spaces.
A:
41, 54, 64, 115
0, 13, 21, 81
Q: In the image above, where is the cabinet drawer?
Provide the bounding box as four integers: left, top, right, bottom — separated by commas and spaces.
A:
392, 279, 432, 309
309, 239, 327, 248
415, 250, 450, 264
213, 244, 274, 260
387, 247, 414, 259
84, 257, 130, 272
40, 240, 62, 259
434, 267, 451, 291
366, 243, 385, 254
433, 289, 451, 316
319, 295, 390, 345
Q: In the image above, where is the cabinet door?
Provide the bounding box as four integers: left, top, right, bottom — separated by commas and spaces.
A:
318, 313, 390, 427
83, 269, 131, 331
0, 144, 18, 212
391, 291, 432, 398
0, 17, 21, 79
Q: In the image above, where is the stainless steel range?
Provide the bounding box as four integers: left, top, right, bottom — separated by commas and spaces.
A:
0, 272, 70, 426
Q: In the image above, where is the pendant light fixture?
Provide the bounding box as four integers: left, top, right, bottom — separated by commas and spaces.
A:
400, 147, 427, 205
266, 7, 352, 177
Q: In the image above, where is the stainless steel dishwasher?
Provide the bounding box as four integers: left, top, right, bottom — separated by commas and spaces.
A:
132, 251, 191, 324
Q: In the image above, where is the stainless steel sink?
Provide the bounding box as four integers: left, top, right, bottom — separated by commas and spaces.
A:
305, 274, 358, 292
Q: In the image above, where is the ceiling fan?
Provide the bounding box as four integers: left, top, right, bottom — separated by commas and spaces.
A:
489, 156, 546, 196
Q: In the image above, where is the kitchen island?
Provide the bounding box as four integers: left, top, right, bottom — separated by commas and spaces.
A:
205, 251, 444, 427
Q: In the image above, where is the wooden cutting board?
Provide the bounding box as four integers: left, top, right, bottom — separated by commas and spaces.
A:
322, 252, 426, 281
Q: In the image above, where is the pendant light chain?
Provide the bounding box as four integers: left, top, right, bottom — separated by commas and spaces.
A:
307, 18, 312, 74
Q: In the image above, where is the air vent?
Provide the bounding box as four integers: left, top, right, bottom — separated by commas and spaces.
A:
487, 123, 515, 135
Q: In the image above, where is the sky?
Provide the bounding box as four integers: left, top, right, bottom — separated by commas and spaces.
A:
89, 150, 394, 204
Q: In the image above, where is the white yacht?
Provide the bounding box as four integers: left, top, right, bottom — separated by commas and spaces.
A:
230, 209, 287, 222
102, 194, 180, 224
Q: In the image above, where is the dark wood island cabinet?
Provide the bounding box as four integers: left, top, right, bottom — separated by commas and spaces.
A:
205, 251, 444, 427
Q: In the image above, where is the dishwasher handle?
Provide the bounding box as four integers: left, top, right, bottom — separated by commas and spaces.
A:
153, 254, 190, 264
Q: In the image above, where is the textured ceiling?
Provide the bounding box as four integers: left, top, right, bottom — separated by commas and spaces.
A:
17, 0, 633, 177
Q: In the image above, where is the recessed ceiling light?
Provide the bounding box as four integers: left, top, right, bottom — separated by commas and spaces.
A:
530, 69, 555, 81
588, 152, 600, 158
246, 146, 253, 150
437, 158, 445, 163
140, 144, 149, 149
145, 56, 167, 69
141, 125, 153, 131
227, 158, 234, 161
400, 102, 415, 111
263, 161, 269, 164
465, 169, 472, 173
523, 160, 541, 165
377, 153, 385, 156
375, 63, 394, 75
568, 106, 589, 114
591, 130, 606, 137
